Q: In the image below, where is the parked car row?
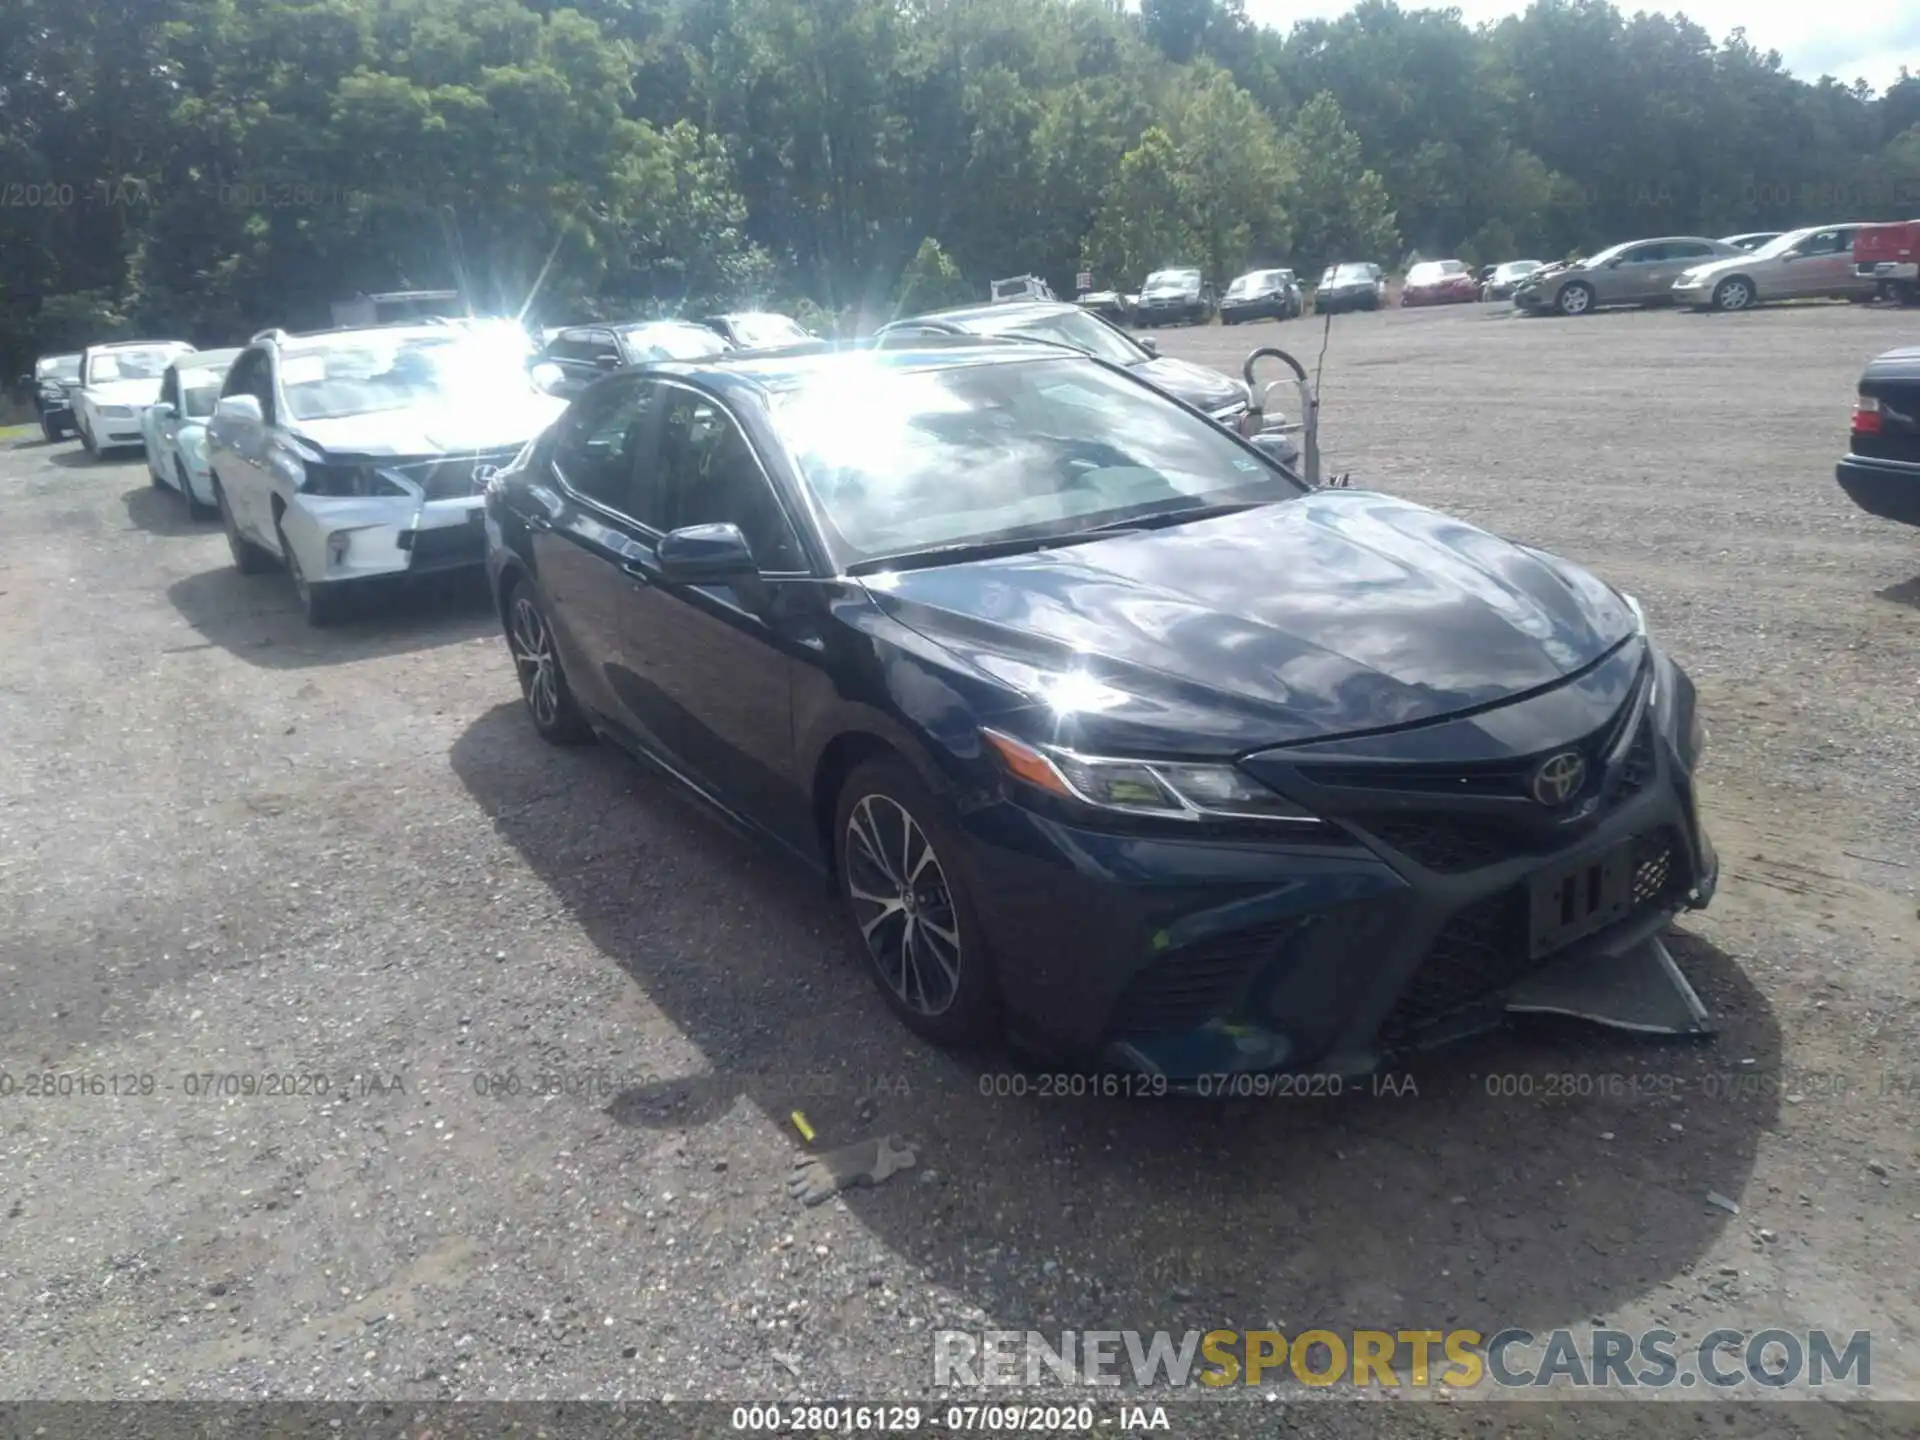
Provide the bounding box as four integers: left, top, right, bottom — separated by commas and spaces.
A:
1508, 225, 1901, 316
17, 279, 1736, 1086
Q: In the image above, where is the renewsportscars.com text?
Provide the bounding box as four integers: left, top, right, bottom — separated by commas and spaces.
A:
933, 1327, 1871, 1390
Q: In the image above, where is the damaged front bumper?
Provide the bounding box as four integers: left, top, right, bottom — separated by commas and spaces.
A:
280, 493, 489, 588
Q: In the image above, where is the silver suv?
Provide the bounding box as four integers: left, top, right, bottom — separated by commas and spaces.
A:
205, 320, 566, 624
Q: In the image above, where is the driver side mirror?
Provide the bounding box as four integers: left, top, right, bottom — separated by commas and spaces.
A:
658, 522, 758, 585
595, 354, 621, 371
213, 394, 262, 426
1137, 336, 1159, 358
148, 401, 175, 420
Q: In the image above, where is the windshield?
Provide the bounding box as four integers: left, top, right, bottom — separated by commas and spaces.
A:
1143, 270, 1200, 293
766, 355, 1301, 567
1578, 243, 1630, 268
726, 314, 810, 349
279, 332, 541, 422
955, 307, 1145, 367
1497, 261, 1542, 279
1327, 264, 1373, 284
619, 324, 731, 361
1407, 262, 1465, 284
1227, 271, 1284, 296
85, 345, 189, 383
36, 355, 81, 383
180, 379, 224, 419
1747, 231, 1811, 260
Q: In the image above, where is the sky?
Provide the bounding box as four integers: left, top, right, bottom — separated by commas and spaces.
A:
1241, 1, 1920, 96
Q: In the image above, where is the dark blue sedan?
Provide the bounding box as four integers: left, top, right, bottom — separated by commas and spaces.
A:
482, 338, 1716, 1083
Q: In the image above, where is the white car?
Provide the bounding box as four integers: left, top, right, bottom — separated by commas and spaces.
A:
74, 340, 196, 455
142, 348, 242, 518
205, 322, 568, 625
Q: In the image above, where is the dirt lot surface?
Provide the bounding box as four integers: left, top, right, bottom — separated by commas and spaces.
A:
1, 302, 1917, 1433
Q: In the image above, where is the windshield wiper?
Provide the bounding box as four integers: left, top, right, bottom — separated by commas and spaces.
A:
1071, 500, 1268, 536
846, 533, 1077, 574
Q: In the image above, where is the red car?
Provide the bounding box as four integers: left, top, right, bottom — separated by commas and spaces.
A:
1399, 259, 1479, 306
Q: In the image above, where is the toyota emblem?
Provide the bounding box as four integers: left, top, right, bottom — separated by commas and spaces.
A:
471, 463, 499, 486
1530, 751, 1587, 807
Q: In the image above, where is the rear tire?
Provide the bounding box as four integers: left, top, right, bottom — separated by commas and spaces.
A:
834, 756, 1000, 1048
216, 478, 272, 574
504, 579, 593, 745
40, 414, 58, 444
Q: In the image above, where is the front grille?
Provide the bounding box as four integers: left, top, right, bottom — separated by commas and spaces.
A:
1382, 825, 1688, 1038
388, 449, 522, 501
1362, 814, 1561, 873
1109, 920, 1303, 1037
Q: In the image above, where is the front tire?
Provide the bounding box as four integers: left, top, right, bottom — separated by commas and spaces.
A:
504, 580, 593, 745
277, 516, 350, 626
1556, 281, 1595, 316
178, 459, 215, 520
1711, 277, 1755, 312
834, 756, 999, 1048
79, 417, 97, 456
216, 478, 272, 574
40, 414, 59, 444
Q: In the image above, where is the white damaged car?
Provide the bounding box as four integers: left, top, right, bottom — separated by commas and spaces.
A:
206, 322, 567, 625
74, 340, 197, 456
143, 347, 242, 518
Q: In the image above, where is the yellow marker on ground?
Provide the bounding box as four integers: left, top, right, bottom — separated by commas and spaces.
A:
790, 1110, 815, 1143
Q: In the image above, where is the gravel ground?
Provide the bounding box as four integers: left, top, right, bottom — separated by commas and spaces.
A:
1, 302, 1917, 1432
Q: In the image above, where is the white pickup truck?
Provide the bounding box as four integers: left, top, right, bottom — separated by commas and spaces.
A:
990, 275, 1057, 304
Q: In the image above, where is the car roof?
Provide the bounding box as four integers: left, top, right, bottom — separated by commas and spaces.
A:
37, 352, 82, 364
895, 299, 1076, 326
171, 348, 243, 371
635, 337, 1075, 396
279, 323, 466, 350
87, 339, 193, 351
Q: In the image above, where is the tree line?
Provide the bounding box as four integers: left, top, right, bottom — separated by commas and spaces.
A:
3, 0, 1919, 371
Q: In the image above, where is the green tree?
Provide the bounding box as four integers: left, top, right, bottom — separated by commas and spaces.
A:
893, 236, 974, 316
1081, 127, 1201, 289
1281, 92, 1400, 277
1164, 63, 1292, 282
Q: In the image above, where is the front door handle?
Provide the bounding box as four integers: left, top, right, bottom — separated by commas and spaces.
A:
619, 558, 652, 585
523, 511, 552, 532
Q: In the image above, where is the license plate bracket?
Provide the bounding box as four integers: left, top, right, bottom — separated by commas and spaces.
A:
1528, 839, 1637, 959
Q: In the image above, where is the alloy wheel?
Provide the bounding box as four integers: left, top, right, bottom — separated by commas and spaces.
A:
843, 793, 962, 1017
1715, 279, 1753, 312
1558, 284, 1592, 316
509, 595, 561, 731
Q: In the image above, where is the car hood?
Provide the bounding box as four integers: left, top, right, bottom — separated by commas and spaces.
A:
1133, 356, 1249, 413
291, 390, 568, 458
84, 379, 164, 406
868, 490, 1638, 752
1675, 253, 1755, 280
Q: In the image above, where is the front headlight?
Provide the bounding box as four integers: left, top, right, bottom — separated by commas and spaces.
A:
982, 729, 1322, 825
300, 461, 410, 497
1675, 270, 1702, 286
100, 405, 134, 418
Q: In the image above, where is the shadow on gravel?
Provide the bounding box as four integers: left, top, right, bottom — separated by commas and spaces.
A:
451, 699, 1778, 1355
1875, 575, 1920, 610
166, 565, 495, 668
47, 445, 138, 469
120, 481, 204, 536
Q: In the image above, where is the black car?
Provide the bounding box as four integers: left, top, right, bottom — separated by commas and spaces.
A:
22, 352, 81, 441
1134, 268, 1214, 326
875, 300, 1257, 432
699, 312, 814, 350
1219, 269, 1302, 324
534, 320, 732, 398
1837, 344, 1920, 528
484, 338, 1717, 1084
1315, 263, 1385, 314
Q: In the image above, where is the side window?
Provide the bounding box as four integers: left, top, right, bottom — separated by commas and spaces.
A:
552, 377, 656, 514
545, 335, 588, 364
159, 369, 177, 408
651, 388, 805, 573
1667, 242, 1712, 261
1620, 244, 1663, 264
584, 331, 622, 367
1801, 230, 1842, 256
222, 351, 274, 424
